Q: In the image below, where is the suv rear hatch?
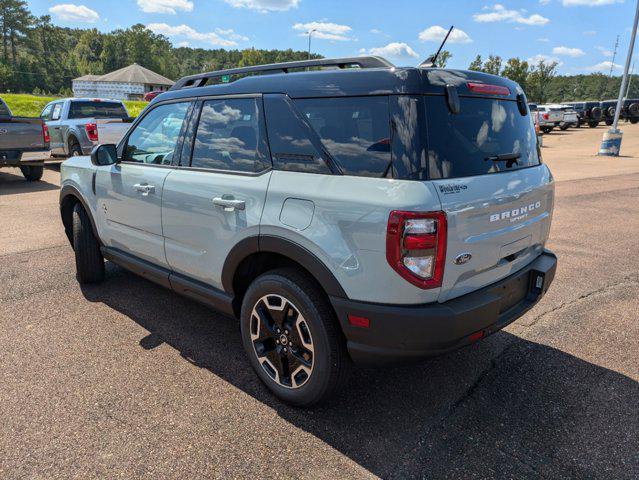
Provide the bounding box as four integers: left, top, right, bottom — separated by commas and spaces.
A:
421, 74, 554, 302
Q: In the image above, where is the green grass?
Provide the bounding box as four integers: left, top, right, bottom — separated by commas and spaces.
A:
1, 93, 147, 118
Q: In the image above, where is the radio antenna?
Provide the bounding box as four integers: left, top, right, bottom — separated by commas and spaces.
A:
419, 25, 454, 68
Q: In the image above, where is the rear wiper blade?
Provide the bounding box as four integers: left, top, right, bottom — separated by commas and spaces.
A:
484, 152, 521, 163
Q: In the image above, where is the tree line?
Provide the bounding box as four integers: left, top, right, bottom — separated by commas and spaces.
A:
0, 0, 636, 103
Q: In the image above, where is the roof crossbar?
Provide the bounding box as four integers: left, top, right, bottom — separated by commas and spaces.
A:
170, 56, 395, 91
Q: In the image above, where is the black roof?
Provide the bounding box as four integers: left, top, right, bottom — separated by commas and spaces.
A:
152, 56, 522, 104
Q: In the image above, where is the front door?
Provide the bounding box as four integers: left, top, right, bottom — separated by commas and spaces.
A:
95, 100, 192, 266
162, 97, 272, 289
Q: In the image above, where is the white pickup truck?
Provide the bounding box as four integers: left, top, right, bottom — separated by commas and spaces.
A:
536, 105, 565, 134
41, 98, 134, 157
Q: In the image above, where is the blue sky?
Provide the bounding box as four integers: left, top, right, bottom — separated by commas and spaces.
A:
29, 0, 638, 75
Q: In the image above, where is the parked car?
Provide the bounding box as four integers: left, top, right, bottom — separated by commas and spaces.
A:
144, 91, 163, 102
565, 101, 602, 128
59, 57, 557, 406
0, 96, 50, 181
555, 105, 579, 130
600, 100, 617, 126
41, 98, 134, 158
537, 105, 563, 133
620, 98, 639, 124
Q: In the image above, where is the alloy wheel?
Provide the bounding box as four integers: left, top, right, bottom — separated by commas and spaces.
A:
249, 294, 314, 389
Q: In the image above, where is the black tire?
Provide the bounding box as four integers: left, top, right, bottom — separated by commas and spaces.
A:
69, 140, 83, 157
588, 121, 598, 128
576, 118, 582, 128
541, 127, 552, 134
628, 103, 639, 117
605, 119, 613, 126
560, 124, 569, 131
590, 107, 602, 121
19, 165, 43, 181
240, 268, 349, 406
72, 203, 104, 284
631, 118, 638, 124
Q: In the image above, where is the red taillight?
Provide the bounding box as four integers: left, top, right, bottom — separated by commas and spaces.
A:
467, 82, 510, 96
85, 123, 98, 142
386, 211, 447, 289
42, 123, 50, 144
542, 113, 549, 120
347, 314, 370, 328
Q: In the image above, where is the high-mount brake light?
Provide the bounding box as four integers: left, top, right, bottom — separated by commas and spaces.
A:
467, 82, 510, 96
85, 123, 99, 142
386, 211, 447, 289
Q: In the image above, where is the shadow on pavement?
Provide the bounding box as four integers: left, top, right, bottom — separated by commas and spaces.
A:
81, 263, 639, 479
0, 169, 59, 195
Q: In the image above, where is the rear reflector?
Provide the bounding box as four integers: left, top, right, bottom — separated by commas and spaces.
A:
347, 314, 370, 328
469, 330, 485, 343
467, 82, 510, 96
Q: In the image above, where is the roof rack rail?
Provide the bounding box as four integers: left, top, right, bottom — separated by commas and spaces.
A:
170, 56, 395, 91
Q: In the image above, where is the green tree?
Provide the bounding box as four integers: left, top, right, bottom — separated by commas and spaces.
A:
483, 55, 502, 75
502, 57, 529, 92
527, 60, 558, 104
434, 50, 451, 68
468, 54, 483, 71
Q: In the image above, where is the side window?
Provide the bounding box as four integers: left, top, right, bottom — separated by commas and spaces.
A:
263, 94, 331, 175
40, 104, 53, 120
51, 103, 62, 121
190, 98, 270, 173
124, 102, 190, 165
294, 96, 391, 178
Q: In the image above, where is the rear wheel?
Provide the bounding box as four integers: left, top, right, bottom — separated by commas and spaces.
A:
240, 269, 349, 406
631, 118, 638, 124
588, 121, 598, 128
560, 124, 569, 131
19, 165, 43, 181
541, 127, 552, 134
72, 203, 104, 284
69, 140, 83, 157
605, 119, 613, 126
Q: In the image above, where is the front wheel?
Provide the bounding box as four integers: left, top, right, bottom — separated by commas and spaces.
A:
72, 203, 105, 284
19, 165, 43, 181
605, 119, 613, 126
560, 124, 569, 131
240, 269, 349, 406
588, 121, 599, 128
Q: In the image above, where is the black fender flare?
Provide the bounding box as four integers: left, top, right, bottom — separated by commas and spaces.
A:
59, 185, 101, 245
221, 235, 347, 299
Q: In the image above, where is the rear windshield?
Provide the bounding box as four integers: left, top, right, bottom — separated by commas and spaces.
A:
425, 96, 540, 179
68, 101, 128, 119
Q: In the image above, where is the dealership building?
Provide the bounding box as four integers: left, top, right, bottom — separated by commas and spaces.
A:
72, 63, 174, 101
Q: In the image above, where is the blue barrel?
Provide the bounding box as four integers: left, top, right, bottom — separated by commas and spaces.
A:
598, 130, 623, 156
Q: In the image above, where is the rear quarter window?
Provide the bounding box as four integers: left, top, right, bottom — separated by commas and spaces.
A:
425, 95, 540, 179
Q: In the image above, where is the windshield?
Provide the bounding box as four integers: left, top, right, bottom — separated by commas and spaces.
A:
425, 96, 540, 179
68, 101, 128, 119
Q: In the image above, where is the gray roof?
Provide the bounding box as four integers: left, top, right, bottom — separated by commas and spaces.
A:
73, 64, 174, 86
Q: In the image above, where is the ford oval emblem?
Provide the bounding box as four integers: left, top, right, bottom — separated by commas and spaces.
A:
454, 253, 472, 265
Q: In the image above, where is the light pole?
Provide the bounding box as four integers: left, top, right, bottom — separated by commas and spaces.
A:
307, 29, 317, 60
599, 0, 639, 156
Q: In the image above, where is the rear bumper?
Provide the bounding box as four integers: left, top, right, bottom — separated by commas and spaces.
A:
331, 250, 557, 365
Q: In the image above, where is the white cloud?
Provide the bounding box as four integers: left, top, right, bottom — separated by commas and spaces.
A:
552, 46, 585, 57
584, 60, 623, 71
147, 23, 245, 47
473, 4, 550, 26
596, 46, 614, 57
563, 0, 623, 6
527, 53, 564, 66
137, 0, 193, 14
418, 25, 472, 44
360, 42, 419, 59
225, 0, 299, 12
292, 22, 353, 41
49, 4, 99, 23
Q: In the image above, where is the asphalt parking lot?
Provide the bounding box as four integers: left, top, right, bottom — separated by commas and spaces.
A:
1, 125, 638, 479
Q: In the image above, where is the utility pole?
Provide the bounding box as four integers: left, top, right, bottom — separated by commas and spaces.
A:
307, 29, 317, 60
609, 35, 620, 77
599, 0, 639, 156
625, 60, 636, 98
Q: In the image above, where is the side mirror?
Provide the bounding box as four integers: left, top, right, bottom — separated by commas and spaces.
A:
91, 144, 118, 166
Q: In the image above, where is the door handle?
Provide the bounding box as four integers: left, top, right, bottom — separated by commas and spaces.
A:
213, 196, 245, 211
134, 183, 155, 195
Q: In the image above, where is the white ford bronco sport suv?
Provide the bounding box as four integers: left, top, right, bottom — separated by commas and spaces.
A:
60, 57, 557, 406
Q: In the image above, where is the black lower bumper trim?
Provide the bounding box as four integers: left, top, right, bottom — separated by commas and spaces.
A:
330, 250, 557, 365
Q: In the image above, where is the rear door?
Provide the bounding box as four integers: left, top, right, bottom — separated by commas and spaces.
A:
47, 102, 65, 154
162, 96, 272, 290
423, 94, 554, 302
